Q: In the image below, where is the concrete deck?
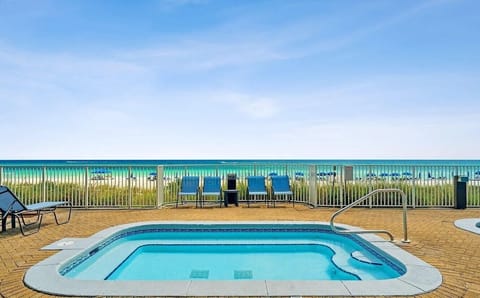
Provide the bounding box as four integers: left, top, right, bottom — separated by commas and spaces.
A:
1, 205, 480, 297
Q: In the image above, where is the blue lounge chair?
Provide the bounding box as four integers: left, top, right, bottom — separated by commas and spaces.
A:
271, 175, 294, 207
176, 176, 200, 208
246, 176, 269, 207
201, 176, 223, 207
0, 186, 72, 236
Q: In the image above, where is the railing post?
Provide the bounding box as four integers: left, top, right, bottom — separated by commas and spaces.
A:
157, 165, 164, 208
128, 166, 132, 209
339, 165, 344, 207
0, 166, 3, 185
84, 167, 89, 208
412, 166, 416, 208
368, 165, 373, 208
309, 165, 317, 206
402, 191, 409, 243
42, 166, 46, 202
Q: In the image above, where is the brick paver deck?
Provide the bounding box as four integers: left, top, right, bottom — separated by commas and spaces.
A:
1, 205, 479, 297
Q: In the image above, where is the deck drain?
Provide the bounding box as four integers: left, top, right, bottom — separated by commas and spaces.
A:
234, 270, 253, 279
190, 270, 209, 279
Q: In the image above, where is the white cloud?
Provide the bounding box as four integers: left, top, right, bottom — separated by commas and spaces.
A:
211, 92, 280, 119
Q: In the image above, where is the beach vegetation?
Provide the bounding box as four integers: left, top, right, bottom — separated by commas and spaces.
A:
2, 179, 479, 208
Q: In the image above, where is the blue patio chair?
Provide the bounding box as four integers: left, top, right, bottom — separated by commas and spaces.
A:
201, 176, 223, 207
271, 175, 294, 207
246, 176, 269, 207
0, 185, 72, 236
176, 176, 200, 208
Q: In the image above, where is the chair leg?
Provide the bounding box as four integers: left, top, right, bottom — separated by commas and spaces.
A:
19, 211, 41, 227
52, 203, 72, 225
16, 213, 43, 236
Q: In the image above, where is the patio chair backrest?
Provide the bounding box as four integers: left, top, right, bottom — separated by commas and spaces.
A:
181, 176, 200, 193
203, 176, 221, 193
271, 175, 291, 192
0, 186, 28, 213
247, 176, 267, 192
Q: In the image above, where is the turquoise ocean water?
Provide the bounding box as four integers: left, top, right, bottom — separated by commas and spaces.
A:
1, 160, 480, 179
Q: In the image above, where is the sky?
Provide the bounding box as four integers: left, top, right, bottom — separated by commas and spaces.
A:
0, 0, 479, 160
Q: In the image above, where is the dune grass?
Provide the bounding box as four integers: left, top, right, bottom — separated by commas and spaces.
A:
3, 178, 479, 208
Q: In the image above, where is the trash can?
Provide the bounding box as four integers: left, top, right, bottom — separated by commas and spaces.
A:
454, 175, 468, 209
225, 174, 238, 207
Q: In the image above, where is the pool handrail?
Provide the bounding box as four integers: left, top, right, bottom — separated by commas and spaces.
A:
329, 188, 410, 243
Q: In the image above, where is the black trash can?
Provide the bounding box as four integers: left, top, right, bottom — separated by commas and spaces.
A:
225, 174, 238, 207
454, 175, 467, 209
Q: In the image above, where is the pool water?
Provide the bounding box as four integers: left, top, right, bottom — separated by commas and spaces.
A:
62, 226, 403, 281
106, 244, 358, 280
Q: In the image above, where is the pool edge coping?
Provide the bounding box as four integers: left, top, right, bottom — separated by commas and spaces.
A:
24, 220, 442, 297
454, 218, 480, 235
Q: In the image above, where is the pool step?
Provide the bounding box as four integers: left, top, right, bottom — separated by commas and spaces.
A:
190, 270, 209, 279
234, 270, 253, 279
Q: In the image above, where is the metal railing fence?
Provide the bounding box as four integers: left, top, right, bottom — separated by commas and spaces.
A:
1, 163, 480, 209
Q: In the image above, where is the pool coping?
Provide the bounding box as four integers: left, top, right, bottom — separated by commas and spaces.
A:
24, 221, 442, 297
454, 218, 480, 235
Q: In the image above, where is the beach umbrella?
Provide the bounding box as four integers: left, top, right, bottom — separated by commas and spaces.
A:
91, 168, 111, 174
294, 172, 304, 180
147, 172, 157, 181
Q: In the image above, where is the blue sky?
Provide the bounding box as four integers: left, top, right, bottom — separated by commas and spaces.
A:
1, 0, 479, 159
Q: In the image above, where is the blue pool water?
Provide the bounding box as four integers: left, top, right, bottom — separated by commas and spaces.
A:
106, 244, 358, 280
62, 224, 404, 281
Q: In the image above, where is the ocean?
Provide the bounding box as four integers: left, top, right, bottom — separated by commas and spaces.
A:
1, 160, 480, 181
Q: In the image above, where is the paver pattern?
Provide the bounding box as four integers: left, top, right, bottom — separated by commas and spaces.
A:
1, 205, 479, 297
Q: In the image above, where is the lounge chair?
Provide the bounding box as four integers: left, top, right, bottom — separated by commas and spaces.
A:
176, 176, 200, 208
201, 176, 223, 207
271, 175, 294, 207
246, 176, 269, 207
0, 186, 72, 236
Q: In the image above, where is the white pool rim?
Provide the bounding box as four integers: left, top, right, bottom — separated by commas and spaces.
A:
454, 218, 480, 235
24, 221, 442, 296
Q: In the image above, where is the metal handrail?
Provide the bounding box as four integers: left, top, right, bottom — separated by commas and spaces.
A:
329, 188, 410, 243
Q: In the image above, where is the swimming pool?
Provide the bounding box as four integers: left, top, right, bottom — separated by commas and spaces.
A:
25, 221, 441, 296
454, 218, 480, 235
